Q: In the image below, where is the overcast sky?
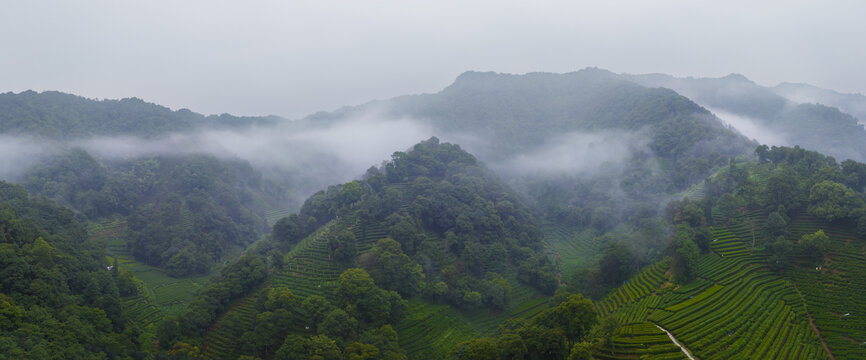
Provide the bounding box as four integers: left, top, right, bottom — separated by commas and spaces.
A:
2, 0, 864, 119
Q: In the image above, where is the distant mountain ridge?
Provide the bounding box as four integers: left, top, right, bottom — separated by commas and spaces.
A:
772, 81, 866, 123
308, 68, 754, 190
625, 72, 866, 162
0, 90, 282, 138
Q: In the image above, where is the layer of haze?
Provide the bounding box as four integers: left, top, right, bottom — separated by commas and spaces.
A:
2, 1, 865, 119
708, 108, 787, 147
494, 131, 650, 176
0, 114, 437, 200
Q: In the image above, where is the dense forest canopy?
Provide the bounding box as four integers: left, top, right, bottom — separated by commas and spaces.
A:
22, 148, 283, 276
265, 137, 557, 299
0, 182, 143, 359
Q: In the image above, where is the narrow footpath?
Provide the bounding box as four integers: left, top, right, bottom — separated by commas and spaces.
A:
793, 283, 835, 360
654, 324, 697, 360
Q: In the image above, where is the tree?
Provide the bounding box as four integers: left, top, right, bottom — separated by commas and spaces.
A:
345, 342, 379, 360
800, 230, 830, 261
448, 338, 499, 360
498, 333, 528, 359
670, 226, 700, 283
765, 167, 800, 213
568, 342, 594, 360
320, 309, 358, 343
597, 242, 637, 286
365, 238, 424, 296
538, 294, 598, 342
307, 334, 342, 360
765, 211, 787, 237
336, 269, 376, 304
808, 180, 863, 222
330, 230, 357, 264
275, 335, 308, 360
462, 291, 483, 309
767, 236, 793, 272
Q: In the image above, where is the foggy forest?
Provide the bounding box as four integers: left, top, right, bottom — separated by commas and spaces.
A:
2, 2, 866, 360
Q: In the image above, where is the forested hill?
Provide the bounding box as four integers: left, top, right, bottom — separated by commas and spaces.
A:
0, 181, 143, 358
626, 73, 866, 162
0, 90, 281, 138
161, 138, 559, 359
313, 69, 753, 166
300, 69, 758, 244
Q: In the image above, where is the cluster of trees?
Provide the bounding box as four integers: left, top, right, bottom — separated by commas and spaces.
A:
447, 292, 599, 360
0, 182, 143, 358
707, 145, 866, 271
568, 240, 641, 299
261, 269, 408, 360
24, 150, 275, 276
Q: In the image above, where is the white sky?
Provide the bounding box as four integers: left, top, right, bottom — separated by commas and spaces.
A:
1, 0, 864, 118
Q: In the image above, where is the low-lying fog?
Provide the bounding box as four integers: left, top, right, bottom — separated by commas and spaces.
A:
2, 110, 657, 208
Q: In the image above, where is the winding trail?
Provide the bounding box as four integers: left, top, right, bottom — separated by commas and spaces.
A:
654, 324, 697, 360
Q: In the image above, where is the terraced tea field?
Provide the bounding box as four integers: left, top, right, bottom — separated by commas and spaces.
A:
599, 212, 832, 360
396, 273, 549, 360
89, 218, 215, 320
788, 213, 866, 359
200, 294, 263, 359
543, 224, 604, 280
199, 220, 346, 358
271, 221, 343, 299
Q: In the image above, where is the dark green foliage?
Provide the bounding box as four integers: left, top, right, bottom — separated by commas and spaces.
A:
765, 166, 801, 213
799, 229, 830, 261
362, 238, 423, 296
447, 337, 499, 360
234, 270, 409, 360
270, 138, 554, 304
670, 227, 700, 283
808, 180, 864, 222
329, 229, 358, 265
25, 151, 271, 276
0, 182, 140, 358
336, 269, 408, 328
765, 211, 787, 237
596, 242, 638, 286
517, 254, 559, 295
450, 292, 598, 360
567, 342, 593, 360
767, 236, 794, 272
